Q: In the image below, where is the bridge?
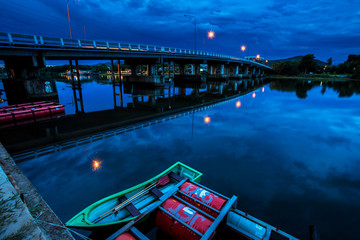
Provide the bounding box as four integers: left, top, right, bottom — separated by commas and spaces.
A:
0, 32, 271, 110
0, 32, 270, 80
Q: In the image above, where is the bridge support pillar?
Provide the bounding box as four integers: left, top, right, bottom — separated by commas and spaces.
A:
179, 64, 186, 75
2, 56, 59, 104
70, 59, 84, 114
257, 68, 261, 77
194, 64, 200, 76
245, 66, 249, 78
4, 56, 45, 80
220, 64, 225, 75
219, 83, 223, 95
113, 59, 123, 108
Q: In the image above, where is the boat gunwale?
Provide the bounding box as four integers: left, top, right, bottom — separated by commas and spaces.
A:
66, 162, 202, 228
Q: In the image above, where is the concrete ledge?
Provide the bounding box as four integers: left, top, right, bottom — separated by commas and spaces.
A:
0, 164, 45, 239
0, 143, 74, 239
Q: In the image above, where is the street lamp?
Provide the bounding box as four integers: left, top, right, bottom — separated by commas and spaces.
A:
241, 45, 246, 52
203, 30, 215, 51
184, 14, 196, 52
208, 30, 215, 39
67, 0, 72, 39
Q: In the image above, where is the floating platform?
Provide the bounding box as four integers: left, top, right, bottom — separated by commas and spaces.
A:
0, 101, 65, 128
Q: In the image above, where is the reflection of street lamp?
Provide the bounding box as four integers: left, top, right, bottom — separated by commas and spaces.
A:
184, 14, 196, 52
204, 116, 211, 124
67, 0, 72, 39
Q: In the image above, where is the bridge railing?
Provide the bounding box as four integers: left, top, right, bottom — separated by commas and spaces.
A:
0, 32, 234, 58
0, 32, 272, 69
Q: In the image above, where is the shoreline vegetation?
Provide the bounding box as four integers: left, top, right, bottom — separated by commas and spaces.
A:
270, 54, 360, 80
266, 74, 357, 81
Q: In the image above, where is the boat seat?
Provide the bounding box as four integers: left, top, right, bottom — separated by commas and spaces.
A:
150, 187, 164, 198
118, 196, 141, 217
169, 172, 184, 182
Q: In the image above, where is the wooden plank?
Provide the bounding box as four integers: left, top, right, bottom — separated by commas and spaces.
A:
118, 196, 141, 217
201, 195, 237, 240
130, 227, 150, 240
150, 187, 164, 198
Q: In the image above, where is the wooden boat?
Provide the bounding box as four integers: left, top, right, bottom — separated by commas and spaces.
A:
66, 162, 202, 230
106, 178, 299, 240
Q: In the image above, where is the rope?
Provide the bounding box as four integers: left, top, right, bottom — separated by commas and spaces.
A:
34, 219, 93, 240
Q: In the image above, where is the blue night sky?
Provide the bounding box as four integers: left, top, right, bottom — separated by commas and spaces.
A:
0, 0, 360, 64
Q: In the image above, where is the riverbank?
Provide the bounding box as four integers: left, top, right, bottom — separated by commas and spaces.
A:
0, 143, 74, 239
266, 74, 357, 81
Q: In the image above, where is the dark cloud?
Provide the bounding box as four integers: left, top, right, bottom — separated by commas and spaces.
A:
0, 0, 359, 62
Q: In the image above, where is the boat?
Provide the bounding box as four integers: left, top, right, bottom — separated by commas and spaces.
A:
106, 177, 299, 240
66, 162, 202, 230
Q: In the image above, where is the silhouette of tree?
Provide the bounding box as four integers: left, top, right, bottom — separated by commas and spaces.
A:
299, 54, 317, 74
327, 57, 333, 66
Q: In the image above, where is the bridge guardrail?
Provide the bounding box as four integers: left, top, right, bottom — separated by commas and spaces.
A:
0, 32, 271, 69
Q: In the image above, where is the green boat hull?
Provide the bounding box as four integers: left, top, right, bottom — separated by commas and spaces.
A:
66, 162, 202, 230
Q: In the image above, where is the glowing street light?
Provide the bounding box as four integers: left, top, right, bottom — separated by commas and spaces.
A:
241, 45, 246, 52
203, 30, 215, 51
256, 54, 260, 59
208, 30, 215, 39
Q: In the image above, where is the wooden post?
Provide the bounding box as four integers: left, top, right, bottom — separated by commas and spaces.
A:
69, 59, 78, 113
75, 59, 84, 113
167, 62, 170, 79
118, 60, 123, 107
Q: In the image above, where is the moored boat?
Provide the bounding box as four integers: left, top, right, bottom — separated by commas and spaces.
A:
104, 168, 299, 240
66, 162, 202, 230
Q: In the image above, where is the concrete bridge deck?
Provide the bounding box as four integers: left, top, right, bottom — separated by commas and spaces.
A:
0, 32, 271, 69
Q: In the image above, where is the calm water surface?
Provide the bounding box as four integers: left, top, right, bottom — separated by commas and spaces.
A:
17, 80, 360, 239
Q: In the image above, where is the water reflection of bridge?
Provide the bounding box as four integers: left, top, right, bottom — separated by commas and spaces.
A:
0, 32, 271, 106
1, 79, 268, 160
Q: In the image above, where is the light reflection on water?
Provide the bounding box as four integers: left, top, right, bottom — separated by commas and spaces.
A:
17, 80, 360, 240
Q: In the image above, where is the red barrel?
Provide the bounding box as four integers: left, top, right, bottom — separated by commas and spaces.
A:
156, 198, 213, 240
13, 109, 33, 120
49, 105, 65, 114
178, 182, 226, 217
33, 107, 51, 117
0, 112, 13, 123
114, 232, 137, 240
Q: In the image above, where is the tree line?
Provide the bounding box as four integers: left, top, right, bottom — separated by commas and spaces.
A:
272, 54, 360, 79
40, 64, 132, 74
